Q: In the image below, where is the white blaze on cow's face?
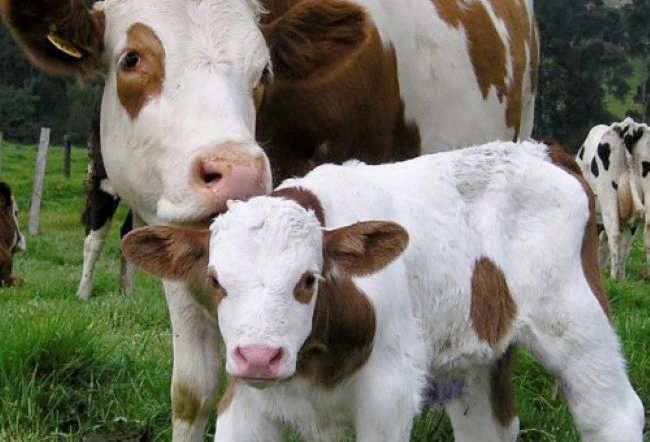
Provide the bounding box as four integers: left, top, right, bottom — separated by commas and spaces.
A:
97, 0, 272, 225
209, 197, 323, 383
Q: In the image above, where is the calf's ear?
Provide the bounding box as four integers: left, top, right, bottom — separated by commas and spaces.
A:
121, 226, 210, 281
324, 221, 408, 276
262, 0, 368, 81
0, 0, 104, 77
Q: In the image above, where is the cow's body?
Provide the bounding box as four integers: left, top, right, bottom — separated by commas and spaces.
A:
76, 103, 136, 299
627, 121, 650, 278
576, 118, 646, 279
124, 141, 644, 442
2, 0, 539, 439
0, 181, 26, 286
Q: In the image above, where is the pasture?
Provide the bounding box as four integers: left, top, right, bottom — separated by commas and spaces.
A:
0, 142, 648, 441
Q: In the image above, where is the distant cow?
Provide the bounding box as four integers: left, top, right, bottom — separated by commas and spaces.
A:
76, 103, 136, 300
124, 141, 644, 442
2, 0, 539, 438
576, 118, 646, 279
0, 182, 26, 286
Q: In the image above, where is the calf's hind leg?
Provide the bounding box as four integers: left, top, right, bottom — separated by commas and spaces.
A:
524, 283, 644, 441
444, 349, 519, 442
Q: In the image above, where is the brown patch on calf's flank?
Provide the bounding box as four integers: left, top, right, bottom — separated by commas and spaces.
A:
117, 23, 165, 119
0, 0, 104, 76
172, 382, 200, 423
545, 143, 610, 317
258, 2, 420, 184
490, 346, 517, 427
217, 381, 237, 415
431, 0, 538, 137
296, 275, 376, 389
470, 257, 516, 346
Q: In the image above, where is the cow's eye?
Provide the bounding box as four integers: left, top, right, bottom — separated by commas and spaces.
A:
302, 273, 317, 290
119, 51, 141, 70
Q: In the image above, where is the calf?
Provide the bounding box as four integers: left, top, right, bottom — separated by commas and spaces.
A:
576, 118, 645, 279
123, 141, 644, 442
0, 181, 26, 286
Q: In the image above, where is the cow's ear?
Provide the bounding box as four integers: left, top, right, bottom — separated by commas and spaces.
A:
121, 227, 210, 281
262, 0, 368, 81
324, 221, 408, 276
0, 183, 11, 210
0, 0, 104, 77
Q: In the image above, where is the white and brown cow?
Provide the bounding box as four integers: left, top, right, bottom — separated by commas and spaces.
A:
0, 181, 26, 287
1, 0, 538, 439
576, 118, 646, 280
123, 141, 645, 442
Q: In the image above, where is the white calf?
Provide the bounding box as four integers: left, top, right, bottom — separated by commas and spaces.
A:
576, 118, 646, 279
123, 141, 644, 442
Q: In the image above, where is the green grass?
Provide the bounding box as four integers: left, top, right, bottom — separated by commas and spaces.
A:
0, 142, 648, 441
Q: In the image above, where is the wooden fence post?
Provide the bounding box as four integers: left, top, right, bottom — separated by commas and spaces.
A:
63, 134, 71, 178
29, 127, 50, 235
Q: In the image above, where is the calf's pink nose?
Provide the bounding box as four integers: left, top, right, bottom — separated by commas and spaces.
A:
233, 344, 285, 379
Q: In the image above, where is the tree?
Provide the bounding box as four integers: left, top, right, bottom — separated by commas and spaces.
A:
625, 0, 650, 119
533, 0, 632, 151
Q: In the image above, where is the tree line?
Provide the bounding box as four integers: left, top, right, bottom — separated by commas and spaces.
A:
0, 0, 648, 150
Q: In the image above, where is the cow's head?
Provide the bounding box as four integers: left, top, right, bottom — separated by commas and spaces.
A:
122, 192, 408, 385
1, 0, 371, 225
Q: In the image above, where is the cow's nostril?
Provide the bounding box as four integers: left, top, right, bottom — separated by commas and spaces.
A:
269, 348, 284, 365
200, 169, 222, 184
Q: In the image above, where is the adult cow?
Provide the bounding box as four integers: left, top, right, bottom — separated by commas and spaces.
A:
1, 0, 539, 439
0, 181, 26, 287
77, 101, 137, 300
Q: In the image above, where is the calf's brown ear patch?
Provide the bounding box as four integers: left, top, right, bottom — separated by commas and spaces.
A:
262, 0, 368, 81
470, 256, 516, 346
121, 226, 209, 281
324, 221, 408, 276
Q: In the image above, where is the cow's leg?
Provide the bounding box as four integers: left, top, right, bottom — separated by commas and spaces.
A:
602, 209, 623, 280
523, 282, 644, 441
444, 349, 519, 442
164, 280, 222, 442
118, 210, 136, 295
616, 226, 634, 279
77, 221, 112, 299
645, 219, 650, 279
214, 385, 282, 442
355, 366, 421, 442
597, 225, 610, 270
77, 188, 120, 300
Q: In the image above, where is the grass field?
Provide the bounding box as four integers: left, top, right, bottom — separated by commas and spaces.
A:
0, 142, 648, 441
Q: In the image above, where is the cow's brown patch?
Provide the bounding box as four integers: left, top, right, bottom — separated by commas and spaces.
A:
0, 0, 104, 76
490, 346, 517, 427
545, 142, 609, 316
431, 0, 538, 137
258, 0, 420, 184
117, 23, 165, 119
296, 274, 376, 389
217, 381, 236, 415
172, 382, 200, 423
0, 182, 21, 287
270, 187, 325, 224
470, 257, 517, 346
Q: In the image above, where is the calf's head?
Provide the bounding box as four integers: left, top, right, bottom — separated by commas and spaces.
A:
1, 0, 374, 225
122, 194, 408, 385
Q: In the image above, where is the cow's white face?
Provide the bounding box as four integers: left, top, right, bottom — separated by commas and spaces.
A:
98, 0, 272, 224
210, 197, 323, 383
